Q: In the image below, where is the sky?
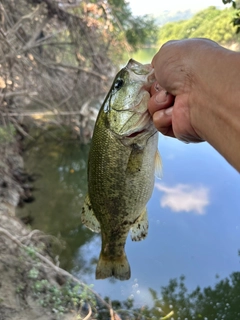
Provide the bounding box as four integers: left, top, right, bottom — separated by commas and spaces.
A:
128, 0, 227, 16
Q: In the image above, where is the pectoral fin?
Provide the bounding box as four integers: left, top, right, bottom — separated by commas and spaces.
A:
130, 208, 148, 241
126, 147, 143, 175
81, 194, 100, 233
155, 150, 163, 179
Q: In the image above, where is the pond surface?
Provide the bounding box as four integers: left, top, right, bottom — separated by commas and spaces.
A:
17, 128, 240, 318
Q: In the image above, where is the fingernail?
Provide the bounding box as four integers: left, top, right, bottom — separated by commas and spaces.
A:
155, 90, 168, 103
165, 107, 173, 115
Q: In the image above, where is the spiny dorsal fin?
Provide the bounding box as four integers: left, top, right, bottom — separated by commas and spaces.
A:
130, 208, 148, 241
81, 193, 100, 233
155, 150, 163, 179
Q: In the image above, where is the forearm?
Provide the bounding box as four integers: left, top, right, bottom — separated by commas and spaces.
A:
150, 39, 240, 172
190, 49, 240, 172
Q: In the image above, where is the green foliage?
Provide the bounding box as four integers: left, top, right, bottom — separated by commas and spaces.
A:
24, 245, 37, 260
223, 0, 240, 33
90, 0, 158, 49
158, 6, 240, 45
125, 15, 158, 48
92, 272, 240, 319
0, 125, 15, 144
28, 267, 39, 279
32, 279, 96, 316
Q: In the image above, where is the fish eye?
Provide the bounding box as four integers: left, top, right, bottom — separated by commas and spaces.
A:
114, 78, 124, 91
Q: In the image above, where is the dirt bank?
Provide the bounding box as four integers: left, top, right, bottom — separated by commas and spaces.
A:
0, 139, 77, 319
0, 135, 120, 320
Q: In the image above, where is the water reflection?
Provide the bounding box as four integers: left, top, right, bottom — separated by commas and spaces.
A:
155, 183, 210, 214
97, 271, 240, 319
17, 131, 240, 316
18, 133, 96, 271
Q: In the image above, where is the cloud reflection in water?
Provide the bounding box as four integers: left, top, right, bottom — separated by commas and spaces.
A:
155, 183, 210, 214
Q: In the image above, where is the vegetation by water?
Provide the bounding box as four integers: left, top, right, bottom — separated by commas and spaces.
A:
157, 6, 240, 46
97, 272, 240, 319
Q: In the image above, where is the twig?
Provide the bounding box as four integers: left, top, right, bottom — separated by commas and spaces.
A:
23, 18, 49, 51
29, 97, 56, 112
110, 301, 122, 320
83, 303, 92, 320
1, 110, 97, 117
161, 310, 174, 319
5, 5, 41, 37
10, 117, 34, 140
21, 41, 73, 52
0, 90, 37, 98
20, 229, 43, 241
45, 62, 107, 80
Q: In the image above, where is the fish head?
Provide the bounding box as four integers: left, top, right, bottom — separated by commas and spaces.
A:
102, 59, 157, 147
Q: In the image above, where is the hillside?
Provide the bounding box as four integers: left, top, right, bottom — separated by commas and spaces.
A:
156, 6, 240, 47
155, 9, 194, 26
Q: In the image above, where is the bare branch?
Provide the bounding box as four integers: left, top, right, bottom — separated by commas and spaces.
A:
0, 0, 120, 141
10, 117, 34, 140
82, 304, 92, 320
0, 90, 37, 98
4, 4, 41, 36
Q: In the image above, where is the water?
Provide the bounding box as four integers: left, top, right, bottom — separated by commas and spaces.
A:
132, 47, 158, 64
17, 129, 240, 318
17, 50, 240, 318
122, 47, 158, 65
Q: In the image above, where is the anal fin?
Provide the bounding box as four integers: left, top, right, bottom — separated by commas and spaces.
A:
81, 193, 100, 233
130, 208, 148, 241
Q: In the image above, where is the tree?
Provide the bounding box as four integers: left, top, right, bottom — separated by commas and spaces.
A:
223, 0, 240, 32
96, 271, 240, 319
157, 6, 239, 46
0, 0, 157, 140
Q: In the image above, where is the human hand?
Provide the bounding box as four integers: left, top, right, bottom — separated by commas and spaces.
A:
148, 38, 222, 143
148, 81, 204, 143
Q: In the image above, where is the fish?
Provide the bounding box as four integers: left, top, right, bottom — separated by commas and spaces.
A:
81, 59, 162, 280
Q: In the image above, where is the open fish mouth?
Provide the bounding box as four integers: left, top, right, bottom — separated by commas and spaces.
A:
122, 110, 153, 138
125, 129, 147, 138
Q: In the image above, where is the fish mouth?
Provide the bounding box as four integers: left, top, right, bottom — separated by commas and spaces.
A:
126, 59, 155, 85
125, 129, 147, 138
122, 110, 152, 139
126, 59, 152, 74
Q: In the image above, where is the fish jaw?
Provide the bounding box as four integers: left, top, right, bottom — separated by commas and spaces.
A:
126, 59, 155, 86
119, 111, 157, 148
109, 91, 157, 147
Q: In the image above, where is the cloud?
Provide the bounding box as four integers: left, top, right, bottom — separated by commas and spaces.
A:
155, 183, 210, 215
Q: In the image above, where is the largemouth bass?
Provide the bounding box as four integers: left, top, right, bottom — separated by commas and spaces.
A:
81, 59, 162, 280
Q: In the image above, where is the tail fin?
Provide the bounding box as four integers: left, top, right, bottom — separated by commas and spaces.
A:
96, 251, 131, 280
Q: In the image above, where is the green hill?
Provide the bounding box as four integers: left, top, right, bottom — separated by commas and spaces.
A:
155, 9, 194, 26
157, 6, 240, 47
